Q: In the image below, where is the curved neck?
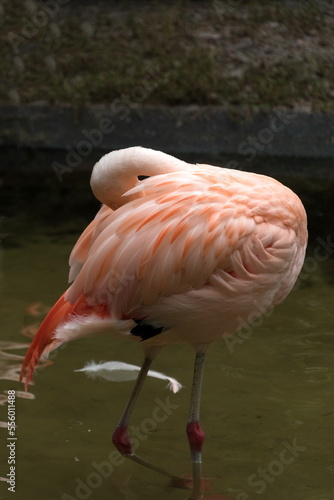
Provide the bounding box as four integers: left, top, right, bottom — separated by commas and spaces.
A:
90, 147, 189, 209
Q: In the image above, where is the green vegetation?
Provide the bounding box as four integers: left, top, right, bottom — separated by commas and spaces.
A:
1, 0, 333, 112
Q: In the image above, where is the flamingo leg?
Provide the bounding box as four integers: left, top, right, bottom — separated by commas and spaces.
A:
112, 356, 179, 481
186, 351, 206, 500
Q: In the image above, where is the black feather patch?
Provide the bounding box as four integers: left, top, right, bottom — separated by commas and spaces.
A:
130, 319, 167, 341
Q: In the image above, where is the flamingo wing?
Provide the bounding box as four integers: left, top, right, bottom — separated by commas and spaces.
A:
66, 169, 303, 319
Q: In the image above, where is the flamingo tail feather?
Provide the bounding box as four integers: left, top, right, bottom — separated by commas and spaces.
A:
19, 291, 110, 390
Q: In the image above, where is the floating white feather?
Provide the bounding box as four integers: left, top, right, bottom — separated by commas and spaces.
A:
75, 361, 183, 393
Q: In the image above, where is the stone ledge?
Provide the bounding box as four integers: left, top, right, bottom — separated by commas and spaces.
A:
1, 104, 334, 159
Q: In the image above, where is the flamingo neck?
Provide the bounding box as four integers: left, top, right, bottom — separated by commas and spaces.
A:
90, 146, 189, 209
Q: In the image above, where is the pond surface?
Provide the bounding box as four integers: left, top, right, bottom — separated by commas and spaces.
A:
0, 151, 333, 500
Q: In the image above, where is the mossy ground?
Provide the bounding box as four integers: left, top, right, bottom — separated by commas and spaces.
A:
2, 0, 334, 113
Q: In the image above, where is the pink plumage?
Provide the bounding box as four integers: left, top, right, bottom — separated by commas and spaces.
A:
20, 146, 307, 499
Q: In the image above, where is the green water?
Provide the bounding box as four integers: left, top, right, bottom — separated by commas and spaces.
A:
1, 155, 334, 500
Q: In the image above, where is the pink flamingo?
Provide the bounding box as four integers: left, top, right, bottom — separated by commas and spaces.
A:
20, 147, 307, 500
